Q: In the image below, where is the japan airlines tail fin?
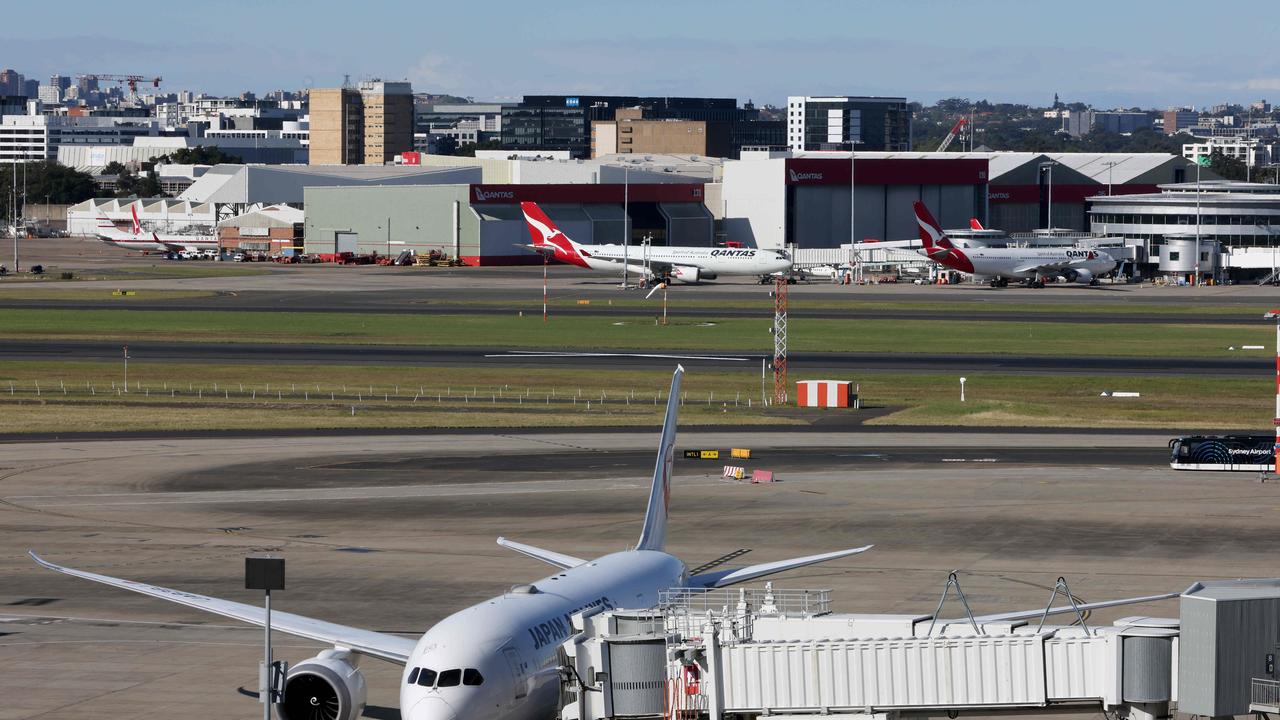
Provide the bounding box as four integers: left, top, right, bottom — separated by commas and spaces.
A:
635, 365, 683, 552
520, 201, 591, 268
913, 201, 955, 251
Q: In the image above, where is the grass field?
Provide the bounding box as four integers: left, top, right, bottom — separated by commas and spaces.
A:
0, 288, 217, 301
0, 265, 271, 282
0, 308, 1266, 357
0, 361, 1267, 433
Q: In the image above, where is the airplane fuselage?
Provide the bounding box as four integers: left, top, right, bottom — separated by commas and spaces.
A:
921, 246, 1117, 282
582, 245, 792, 279
401, 550, 686, 720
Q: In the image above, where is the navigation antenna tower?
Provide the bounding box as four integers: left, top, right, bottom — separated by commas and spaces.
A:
772, 276, 789, 405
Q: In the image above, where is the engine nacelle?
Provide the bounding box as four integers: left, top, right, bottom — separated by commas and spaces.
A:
670, 265, 711, 283
1062, 268, 1094, 284
277, 650, 367, 720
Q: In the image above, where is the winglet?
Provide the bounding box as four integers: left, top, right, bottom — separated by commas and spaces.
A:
636, 366, 683, 552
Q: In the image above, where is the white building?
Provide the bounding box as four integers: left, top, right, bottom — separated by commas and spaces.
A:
0, 113, 159, 164
1184, 137, 1274, 168
785, 96, 912, 152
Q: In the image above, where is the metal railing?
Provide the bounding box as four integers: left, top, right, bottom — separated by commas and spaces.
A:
1252, 678, 1280, 709
658, 585, 831, 642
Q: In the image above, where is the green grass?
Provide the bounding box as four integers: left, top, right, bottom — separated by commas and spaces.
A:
0, 264, 273, 282
0, 309, 1267, 357
0, 361, 1267, 433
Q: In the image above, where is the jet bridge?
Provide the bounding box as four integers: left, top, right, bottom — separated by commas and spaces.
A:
557, 579, 1280, 720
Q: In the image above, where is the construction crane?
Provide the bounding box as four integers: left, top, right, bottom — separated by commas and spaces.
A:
77, 74, 163, 94
936, 117, 968, 152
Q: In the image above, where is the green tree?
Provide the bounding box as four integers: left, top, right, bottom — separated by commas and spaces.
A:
433, 136, 460, 156
155, 146, 243, 165
0, 162, 97, 220
453, 139, 503, 158
1207, 150, 1248, 181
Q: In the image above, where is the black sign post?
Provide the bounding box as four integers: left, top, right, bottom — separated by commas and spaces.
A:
246, 556, 285, 718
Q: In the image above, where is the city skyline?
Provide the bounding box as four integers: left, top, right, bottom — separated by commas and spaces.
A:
2, 0, 1278, 108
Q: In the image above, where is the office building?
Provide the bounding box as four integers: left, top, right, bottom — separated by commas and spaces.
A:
1164, 109, 1200, 135
309, 80, 413, 165
1183, 137, 1274, 169
0, 69, 25, 96
0, 113, 159, 164
591, 109, 731, 158
501, 96, 748, 158
785, 96, 912, 152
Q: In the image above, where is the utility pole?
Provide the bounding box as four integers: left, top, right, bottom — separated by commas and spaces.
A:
246, 556, 286, 720
622, 165, 629, 289
122, 345, 130, 393
1195, 159, 1202, 286
771, 276, 788, 405
849, 140, 863, 284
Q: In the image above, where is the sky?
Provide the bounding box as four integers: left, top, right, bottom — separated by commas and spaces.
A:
4, 0, 1279, 109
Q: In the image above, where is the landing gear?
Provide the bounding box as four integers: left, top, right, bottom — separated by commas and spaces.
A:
1027, 278, 1045, 289
987, 278, 1009, 288
1089, 278, 1101, 286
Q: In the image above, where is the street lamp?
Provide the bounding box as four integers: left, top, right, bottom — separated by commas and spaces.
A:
1102, 160, 1119, 196
1195, 157, 1203, 286
1265, 311, 1280, 475
849, 139, 864, 284
959, 377, 967, 403
1039, 161, 1057, 230
622, 165, 629, 289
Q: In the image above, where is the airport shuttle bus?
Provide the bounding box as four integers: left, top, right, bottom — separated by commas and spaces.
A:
1169, 435, 1275, 471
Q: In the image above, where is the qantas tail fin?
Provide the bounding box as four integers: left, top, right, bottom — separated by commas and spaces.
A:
636, 365, 683, 552
970, 217, 985, 231
912, 201, 954, 250
520, 201, 590, 268
130, 205, 142, 236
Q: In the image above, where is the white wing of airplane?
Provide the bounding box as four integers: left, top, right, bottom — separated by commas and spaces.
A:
687, 545, 874, 588
1010, 258, 1097, 275
936, 590, 1181, 628
496, 537, 587, 569
27, 551, 416, 664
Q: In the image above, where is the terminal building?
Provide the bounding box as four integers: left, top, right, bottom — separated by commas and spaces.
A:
1087, 180, 1280, 282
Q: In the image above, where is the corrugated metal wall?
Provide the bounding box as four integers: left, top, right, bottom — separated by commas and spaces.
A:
607, 641, 666, 716
720, 636, 1048, 711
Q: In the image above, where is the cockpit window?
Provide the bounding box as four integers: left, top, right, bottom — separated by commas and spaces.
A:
408, 667, 420, 685
463, 669, 484, 686
437, 668, 462, 687
416, 669, 437, 687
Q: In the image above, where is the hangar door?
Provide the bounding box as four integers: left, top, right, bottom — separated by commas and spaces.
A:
335, 232, 358, 254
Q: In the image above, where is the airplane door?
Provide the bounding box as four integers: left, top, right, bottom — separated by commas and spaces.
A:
502, 646, 528, 700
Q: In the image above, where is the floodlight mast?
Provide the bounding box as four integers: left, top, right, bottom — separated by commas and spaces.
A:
1268, 310, 1280, 474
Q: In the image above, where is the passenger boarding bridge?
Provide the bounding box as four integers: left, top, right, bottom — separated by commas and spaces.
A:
555, 577, 1280, 720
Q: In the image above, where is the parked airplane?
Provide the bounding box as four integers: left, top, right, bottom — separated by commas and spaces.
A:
30, 366, 1181, 720
913, 201, 1117, 287
94, 206, 217, 253
521, 201, 792, 283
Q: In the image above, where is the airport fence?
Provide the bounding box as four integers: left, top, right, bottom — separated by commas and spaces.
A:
0, 379, 786, 412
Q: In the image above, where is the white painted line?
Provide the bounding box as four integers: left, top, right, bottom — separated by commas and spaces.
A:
1243, 345, 1265, 350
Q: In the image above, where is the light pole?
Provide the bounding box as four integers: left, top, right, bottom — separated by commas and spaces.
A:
849, 139, 863, 284
960, 377, 967, 403
1039, 161, 1057, 230
246, 556, 285, 720
122, 345, 130, 393
1102, 160, 1118, 196
622, 165, 629, 289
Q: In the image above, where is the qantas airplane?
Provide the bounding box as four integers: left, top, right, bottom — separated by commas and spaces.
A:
521, 201, 792, 283
28, 367, 1181, 720
95, 205, 217, 253
913, 201, 1117, 288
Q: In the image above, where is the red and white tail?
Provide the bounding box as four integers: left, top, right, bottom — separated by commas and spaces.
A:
912, 201, 954, 250
130, 205, 143, 236
520, 201, 590, 268
969, 217, 985, 231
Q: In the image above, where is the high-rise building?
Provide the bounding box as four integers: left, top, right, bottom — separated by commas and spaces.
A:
37, 85, 61, 105
309, 80, 412, 165
0, 69, 24, 96
50, 75, 70, 93
785, 96, 912, 151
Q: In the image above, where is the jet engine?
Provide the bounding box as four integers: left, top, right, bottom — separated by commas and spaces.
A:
670, 266, 713, 283
1062, 268, 1095, 284
277, 650, 367, 720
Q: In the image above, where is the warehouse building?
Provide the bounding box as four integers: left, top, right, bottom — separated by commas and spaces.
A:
303, 182, 711, 265
722, 151, 987, 250
217, 204, 304, 255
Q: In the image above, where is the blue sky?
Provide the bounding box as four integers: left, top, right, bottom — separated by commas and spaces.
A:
4, 0, 1279, 108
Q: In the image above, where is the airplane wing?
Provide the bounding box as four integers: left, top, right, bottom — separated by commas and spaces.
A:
29, 551, 416, 664
938, 591, 1180, 627
496, 537, 587, 569
1010, 258, 1093, 274
687, 545, 873, 588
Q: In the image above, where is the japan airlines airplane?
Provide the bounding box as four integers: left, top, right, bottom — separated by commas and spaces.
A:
94, 206, 217, 253
28, 366, 1184, 720
914, 202, 1117, 288
521, 201, 792, 283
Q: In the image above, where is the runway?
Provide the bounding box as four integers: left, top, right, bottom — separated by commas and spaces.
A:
0, 338, 1265, 375
1, 429, 1273, 718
